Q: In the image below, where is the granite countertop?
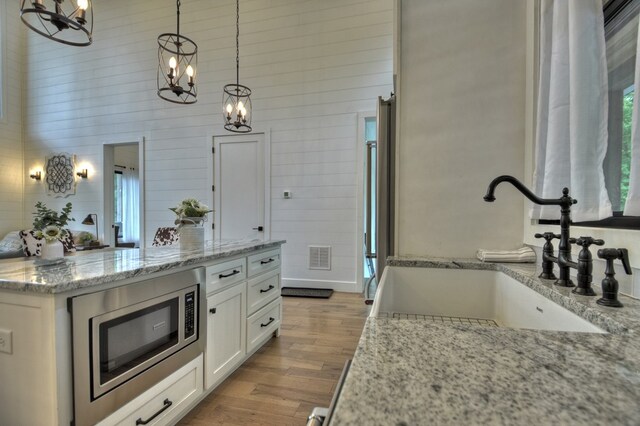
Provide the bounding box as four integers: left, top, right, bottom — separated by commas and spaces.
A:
0, 239, 285, 294
330, 257, 640, 425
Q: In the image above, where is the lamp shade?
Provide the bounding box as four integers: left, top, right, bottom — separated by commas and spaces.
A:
81, 214, 95, 225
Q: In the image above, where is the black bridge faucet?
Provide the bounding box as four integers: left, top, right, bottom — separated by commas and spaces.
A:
483, 175, 580, 288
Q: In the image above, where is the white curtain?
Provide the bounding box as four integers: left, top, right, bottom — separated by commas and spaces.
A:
533, 0, 613, 221
624, 17, 640, 215
122, 168, 140, 245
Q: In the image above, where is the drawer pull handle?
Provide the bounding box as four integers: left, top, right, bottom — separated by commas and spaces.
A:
219, 269, 240, 278
260, 258, 275, 265
136, 398, 173, 425
260, 285, 275, 293
260, 317, 275, 327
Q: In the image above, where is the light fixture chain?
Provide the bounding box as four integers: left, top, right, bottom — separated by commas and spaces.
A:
236, 0, 240, 86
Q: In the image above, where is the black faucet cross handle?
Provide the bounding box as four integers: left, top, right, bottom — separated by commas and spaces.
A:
534, 232, 561, 242
573, 237, 605, 248
598, 248, 633, 275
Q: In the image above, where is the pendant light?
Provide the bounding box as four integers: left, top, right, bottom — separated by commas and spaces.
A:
20, 0, 93, 46
223, 0, 252, 133
157, 0, 198, 104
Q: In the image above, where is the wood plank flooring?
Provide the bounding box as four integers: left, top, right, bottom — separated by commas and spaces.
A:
178, 292, 369, 425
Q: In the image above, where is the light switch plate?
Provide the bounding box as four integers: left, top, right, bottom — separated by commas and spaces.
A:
0, 329, 12, 354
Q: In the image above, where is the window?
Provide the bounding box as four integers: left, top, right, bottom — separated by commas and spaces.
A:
114, 171, 123, 238
568, 0, 640, 229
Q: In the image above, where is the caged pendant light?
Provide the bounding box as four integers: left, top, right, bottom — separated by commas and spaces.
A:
223, 0, 252, 133
20, 0, 93, 46
157, 0, 198, 104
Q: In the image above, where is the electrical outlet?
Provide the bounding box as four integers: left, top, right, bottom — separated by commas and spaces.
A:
0, 329, 12, 354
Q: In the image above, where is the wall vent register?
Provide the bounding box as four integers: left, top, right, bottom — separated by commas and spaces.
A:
309, 246, 331, 270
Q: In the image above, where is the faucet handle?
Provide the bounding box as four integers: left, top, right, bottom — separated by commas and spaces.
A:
573, 236, 605, 248
535, 232, 560, 242
598, 248, 633, 275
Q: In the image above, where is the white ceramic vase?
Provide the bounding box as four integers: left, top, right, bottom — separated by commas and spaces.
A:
178, 218, 205, 251
41, 239, 64, 260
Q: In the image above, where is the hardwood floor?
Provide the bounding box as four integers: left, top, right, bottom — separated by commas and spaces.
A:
179, 292, 369, 425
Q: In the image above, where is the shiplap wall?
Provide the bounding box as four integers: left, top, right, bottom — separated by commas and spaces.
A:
0, 0, 24, 236
20, 0, 392, 291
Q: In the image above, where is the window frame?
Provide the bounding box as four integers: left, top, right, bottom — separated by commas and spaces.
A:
0, 0, 7, 123
555, 0, 640, 231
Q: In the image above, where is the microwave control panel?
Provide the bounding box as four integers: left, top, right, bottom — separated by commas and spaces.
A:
184, 291, 196, 339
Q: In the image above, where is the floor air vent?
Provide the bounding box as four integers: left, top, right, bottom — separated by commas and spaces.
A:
308, 245, 331, 270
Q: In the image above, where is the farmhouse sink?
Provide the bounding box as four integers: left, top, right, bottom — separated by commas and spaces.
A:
370, 266, 606, 333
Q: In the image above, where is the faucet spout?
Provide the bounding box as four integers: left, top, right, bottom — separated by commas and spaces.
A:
483, 175, 576, 209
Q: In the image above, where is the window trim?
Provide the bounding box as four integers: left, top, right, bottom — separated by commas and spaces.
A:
0, 0, 7, 123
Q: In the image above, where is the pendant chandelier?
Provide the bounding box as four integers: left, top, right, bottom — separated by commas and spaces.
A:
157, 0, 198, 104
20, 0, 93, 47
223, 0, 252, 133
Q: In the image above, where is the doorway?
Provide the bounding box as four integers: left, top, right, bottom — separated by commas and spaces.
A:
103, 139, 145, 247
212, 133, 269, 241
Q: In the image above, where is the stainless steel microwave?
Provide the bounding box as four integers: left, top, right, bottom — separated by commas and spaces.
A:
69, 267, 205, 426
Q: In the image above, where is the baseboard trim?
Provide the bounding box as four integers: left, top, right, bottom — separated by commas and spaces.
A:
281, 278, 360, 293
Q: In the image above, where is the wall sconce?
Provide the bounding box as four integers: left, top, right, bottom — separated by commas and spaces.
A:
30, 171, 42, 180
76, 169, 88, 179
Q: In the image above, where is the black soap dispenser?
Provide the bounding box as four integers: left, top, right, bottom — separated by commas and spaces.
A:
596, 248, 633, 308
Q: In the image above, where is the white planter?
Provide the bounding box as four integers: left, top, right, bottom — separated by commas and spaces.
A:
41, 240, 64, 260
179, 218, 205, 251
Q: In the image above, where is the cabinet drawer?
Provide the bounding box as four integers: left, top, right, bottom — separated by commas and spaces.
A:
247, 297, 281, 354
206, 257, 246, 294
247, 269, 281, 315
98, 354, 203, 426
247, 248, 281, 277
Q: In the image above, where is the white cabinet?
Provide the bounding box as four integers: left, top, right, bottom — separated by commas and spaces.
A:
97, 354, 203, 426
205, 281, 246, 389
247, 268, 281, 315
247, 297, 282, 354
247, 248, 281, 277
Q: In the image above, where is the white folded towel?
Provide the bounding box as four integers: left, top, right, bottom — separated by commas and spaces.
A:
476, 246, 536, 263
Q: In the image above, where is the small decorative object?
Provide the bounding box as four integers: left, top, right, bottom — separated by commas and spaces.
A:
32, 201, 75, 260
20, 0, 93, 47
170, 198, 212, 250
81, 214, 99, 242
37, 226, 66, 260
157, 0, 198, 104
45, 153, 77, 197
223, 0, 252, 133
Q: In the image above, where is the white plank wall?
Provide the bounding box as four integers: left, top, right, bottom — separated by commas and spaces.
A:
19, 0, 393, 291
0, 0, 25, 236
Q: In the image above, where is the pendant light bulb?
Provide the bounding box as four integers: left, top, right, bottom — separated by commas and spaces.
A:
186, 65, 194, 77
226, 103, 233, 114
77, 0, 88, 10
169, 56, 177, 70
237, 101, 244, 111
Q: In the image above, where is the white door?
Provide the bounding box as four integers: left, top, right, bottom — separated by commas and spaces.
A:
213, 133, 266, 241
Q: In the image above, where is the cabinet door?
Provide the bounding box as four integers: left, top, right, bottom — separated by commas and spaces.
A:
205, 283, 246, 389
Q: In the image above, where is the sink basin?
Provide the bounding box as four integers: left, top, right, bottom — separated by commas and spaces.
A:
370, 266, 605, 333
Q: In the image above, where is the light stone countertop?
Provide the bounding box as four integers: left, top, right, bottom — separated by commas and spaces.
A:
0, 239, 285, 294
330, 256, 640, 426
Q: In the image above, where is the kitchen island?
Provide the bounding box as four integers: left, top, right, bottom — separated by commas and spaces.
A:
331, 258, 640, 425
0, 239, 284, 426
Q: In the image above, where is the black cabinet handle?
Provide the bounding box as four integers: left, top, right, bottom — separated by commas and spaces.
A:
219, 269, 240, 278
260, 317, 275, 327
259, 285, 275, 293
260, 258, 275, 265
136, 398, 173, 425
209, 308, 217, 314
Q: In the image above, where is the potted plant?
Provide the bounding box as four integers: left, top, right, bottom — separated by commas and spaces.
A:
32, 202, 75, 260
169, 198, 212, 250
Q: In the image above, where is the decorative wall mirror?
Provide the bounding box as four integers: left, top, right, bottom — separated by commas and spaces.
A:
45, 153, 77, 197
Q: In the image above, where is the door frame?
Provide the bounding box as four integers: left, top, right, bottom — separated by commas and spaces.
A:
102, 136, 146, 247
207, 131, 271, 242
357, 111, 376, 292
